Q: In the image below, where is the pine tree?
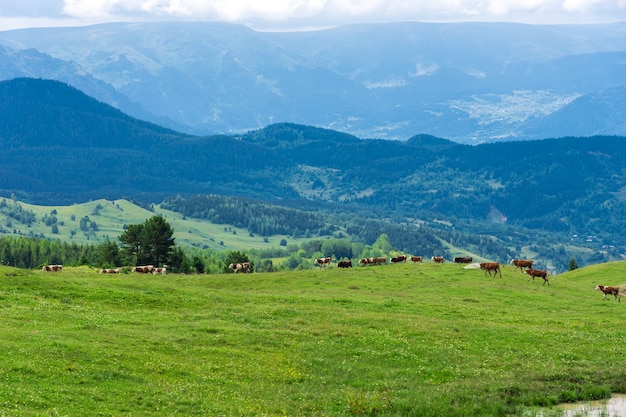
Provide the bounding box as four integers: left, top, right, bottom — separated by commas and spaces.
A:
141, 216, 175, 266
98, 240, 121, 267
119, 223, 143, 264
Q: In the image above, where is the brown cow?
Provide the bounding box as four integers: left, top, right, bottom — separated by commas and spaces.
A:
359, 257, 373, 266
525, 268, 549, 285
314, 257, 332, 268
372, 256, 387, 265
454, 257, 473, 264
410, 256, 423, 263
390, 255, 407, 263
229, 262, 252, 273
595, 284, 621, 302
510, 259, 534, 272
480, 262, 502, 278
42, 264, 63, 272
132, 265, 154, 273
431, 256, 444, 263
152, 267, 167, 275
337, 260, 352, 268
99, 268, 120, 274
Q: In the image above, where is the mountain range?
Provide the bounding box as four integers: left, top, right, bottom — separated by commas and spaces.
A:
2, 77, 626, 270
0, 21, 625, 143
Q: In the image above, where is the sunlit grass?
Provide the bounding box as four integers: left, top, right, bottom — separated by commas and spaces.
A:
1, 261, 625, 415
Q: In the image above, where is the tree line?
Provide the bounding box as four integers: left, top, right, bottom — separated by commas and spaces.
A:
160, 194, 453, 256
0, 212, 439, 274
1, 193, 599, 273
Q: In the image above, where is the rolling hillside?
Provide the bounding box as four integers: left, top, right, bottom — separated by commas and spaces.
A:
0, 198, 297, 252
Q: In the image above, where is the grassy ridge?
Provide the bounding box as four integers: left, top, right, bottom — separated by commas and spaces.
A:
1, 262, 625, 416
5, 198, 295, 250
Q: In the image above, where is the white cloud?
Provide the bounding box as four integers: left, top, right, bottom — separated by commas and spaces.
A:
62, 0, 121, 18
57, 0, 626, 23
410, 63, 440, 77
0, 0, 624, 31
562, 0, 603, 12
61, 0, 332, 20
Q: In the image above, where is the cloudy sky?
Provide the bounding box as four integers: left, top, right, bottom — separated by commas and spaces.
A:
1, 0, 625, 31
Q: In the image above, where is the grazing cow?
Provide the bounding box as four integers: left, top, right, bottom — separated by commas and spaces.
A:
132, 265, 154, 273
337, 260, 352, 268
314, 257, 332, 268
410, 256, 423, 263
510, 259, 534, 272
358, 257, 386, 266
359, 257, 373, 266
229, 262, 252, 273
390, 255, 407, 263
373, 256, 387, 265
454, 257, 473, 264
479, 262, 502, 278
99, 268, 120, 274
595, 284, 622, 302
431, 256, 445, 263
152, 267, 167, 275
525, 268, 549, 285
42, 264, 63, 272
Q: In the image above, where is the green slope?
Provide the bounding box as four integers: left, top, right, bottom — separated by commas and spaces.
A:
0, 198, 296, 251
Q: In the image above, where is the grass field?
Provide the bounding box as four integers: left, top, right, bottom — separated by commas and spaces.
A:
1, 261, 625, 416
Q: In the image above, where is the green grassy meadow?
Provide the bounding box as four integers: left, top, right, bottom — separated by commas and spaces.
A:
1, 261, 626, 416
6, 199, 296, 251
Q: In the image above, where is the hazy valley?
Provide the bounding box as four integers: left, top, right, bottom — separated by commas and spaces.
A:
1, 21, 625, 143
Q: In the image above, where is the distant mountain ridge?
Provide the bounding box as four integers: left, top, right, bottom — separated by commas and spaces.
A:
2, 77, 626, 261
0, 21, 624, 143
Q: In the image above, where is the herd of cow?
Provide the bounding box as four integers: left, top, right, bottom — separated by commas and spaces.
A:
39, 256, 623, 302
131, 265, 167, 275
313, 256, 543, 281
319, 256, 551, 285
40, 264, 167, 275
329, 255, 424, 268
313, 255, 624, 301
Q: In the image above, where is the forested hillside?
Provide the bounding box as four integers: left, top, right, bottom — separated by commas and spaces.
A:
1, 78, 626, 270
241, 123, 626, 245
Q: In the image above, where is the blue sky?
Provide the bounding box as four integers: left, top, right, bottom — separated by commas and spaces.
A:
1, 0, 625, 31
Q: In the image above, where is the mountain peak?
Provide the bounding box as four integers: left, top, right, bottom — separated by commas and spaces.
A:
242, 123, 361, 147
